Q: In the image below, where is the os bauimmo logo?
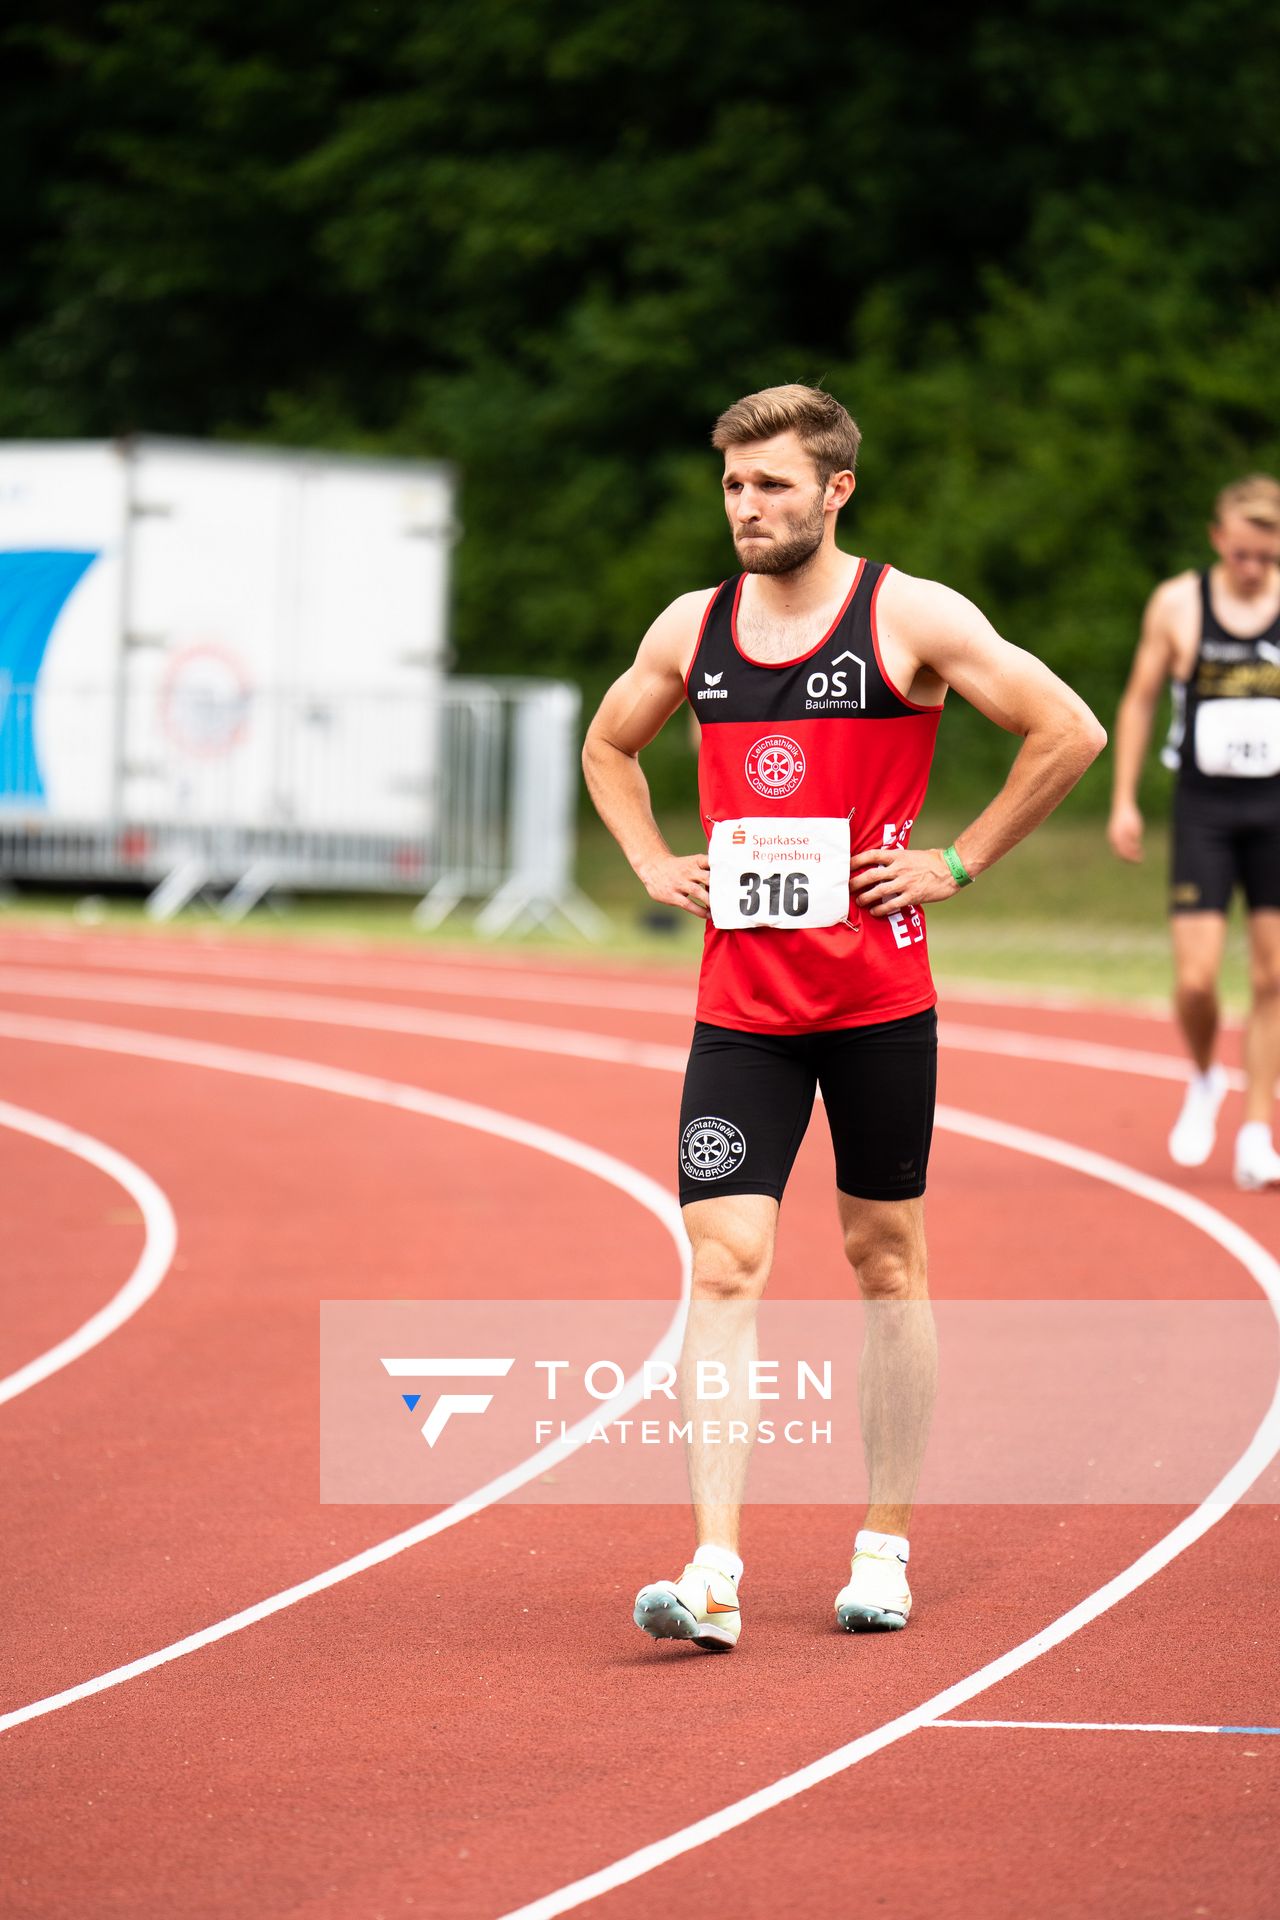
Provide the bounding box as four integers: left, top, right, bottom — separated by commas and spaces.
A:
745, 734, 806, 799
804, 650, 866, 711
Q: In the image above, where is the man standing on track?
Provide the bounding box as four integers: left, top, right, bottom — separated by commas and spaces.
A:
582, 385, 1105, 1651
1109, 476, 1280, 1188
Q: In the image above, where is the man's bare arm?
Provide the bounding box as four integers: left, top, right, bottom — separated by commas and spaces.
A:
1107, 581, 1180, 863
852, 574, 1107, 917
582, 591, 714, 917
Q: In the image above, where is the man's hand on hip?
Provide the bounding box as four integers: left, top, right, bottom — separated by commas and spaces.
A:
638, 852, 711, 917
850, 846, 960, 917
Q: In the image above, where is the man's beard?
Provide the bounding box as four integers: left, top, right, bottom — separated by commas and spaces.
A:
735, 497, 826, 576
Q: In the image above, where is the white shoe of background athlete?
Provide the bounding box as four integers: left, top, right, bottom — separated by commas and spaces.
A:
1234, 1122, 1280, 1191
1168, 1065, 1228, 1167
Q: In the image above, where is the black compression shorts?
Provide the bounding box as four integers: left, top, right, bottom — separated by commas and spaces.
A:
677, 1007, 938, 1207
1171, 782, 1280, 914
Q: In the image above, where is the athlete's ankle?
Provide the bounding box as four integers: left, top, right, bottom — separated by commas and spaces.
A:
693, 1542, 743, 1583
855, 1529, 910, 1562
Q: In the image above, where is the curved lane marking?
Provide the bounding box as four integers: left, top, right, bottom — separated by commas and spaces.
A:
941, 1020, 1240, 1087
0, 965, 1215, 1088
0, 938, 1189, 1024
0, 967, 690, 1073
0, 944, 698, 1016
0, 1007, 1273, 1781
1, 994, 1275, 1920
0, 921, 1220, 1029
0, 1012, 689, 1734
496, 1103, 1280, 1920
0, 1099, 177, 1409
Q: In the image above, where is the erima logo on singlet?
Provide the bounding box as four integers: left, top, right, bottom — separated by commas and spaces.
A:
805, 651, 866, 711
697, 670, 729, 700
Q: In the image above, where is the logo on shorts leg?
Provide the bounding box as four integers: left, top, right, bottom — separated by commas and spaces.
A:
681, 1116, 747, 1181
745, 734, 806, 799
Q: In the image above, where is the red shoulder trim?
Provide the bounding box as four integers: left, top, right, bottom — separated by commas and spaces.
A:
870, 565, 946, 714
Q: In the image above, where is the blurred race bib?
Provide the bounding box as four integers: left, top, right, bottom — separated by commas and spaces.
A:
1195, 699, 1280, 778
708, 817, 851, 929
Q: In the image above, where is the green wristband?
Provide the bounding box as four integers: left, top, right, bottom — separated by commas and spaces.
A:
942, 844, 973, 888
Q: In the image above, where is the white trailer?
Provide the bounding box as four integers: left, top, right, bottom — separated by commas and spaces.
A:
0, 437, 601, 932
0, 436, 453, 832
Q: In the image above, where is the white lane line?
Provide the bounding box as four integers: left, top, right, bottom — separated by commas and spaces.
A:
0, 1100, 177, 1408
0, 967, 690, 1074
0, 939, 697, 1015
941, 1021, 1227, 1087
0, 931, 1201, 1025
0, 1012, 689, 1735
495, 1108, 1280, 1920
1, 993, 1272, 1890
938, 977, 1175, 1022
0, 966, 1204, 1089
930, 1720, 1233, 1734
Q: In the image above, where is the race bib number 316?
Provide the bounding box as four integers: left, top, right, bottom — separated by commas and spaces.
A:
708, 817, 852, 930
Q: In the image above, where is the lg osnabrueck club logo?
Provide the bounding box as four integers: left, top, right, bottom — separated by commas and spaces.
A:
680, 1115, 746, 1182
745, 733, 805, 798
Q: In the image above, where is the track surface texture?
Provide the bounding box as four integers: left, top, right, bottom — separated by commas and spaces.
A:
1, 925, 1277, 1920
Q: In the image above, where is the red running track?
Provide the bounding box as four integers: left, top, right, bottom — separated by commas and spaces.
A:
0, 925, 1277, 1920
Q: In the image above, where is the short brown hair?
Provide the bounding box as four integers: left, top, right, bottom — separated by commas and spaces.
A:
1214, 473, 1280, 530
712, 384, 861, 483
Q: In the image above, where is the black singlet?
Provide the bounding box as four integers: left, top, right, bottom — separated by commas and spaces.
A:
1164, 572, 1280, 791
1167, 571, 1280, 913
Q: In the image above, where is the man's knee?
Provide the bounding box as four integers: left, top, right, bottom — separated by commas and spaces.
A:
842, 1210, 926, 1301
1250, 959, 1280, 1004
1176, 971, 1219, 1007
690, 1222, 772, 1302
848, 1245, 923, 1301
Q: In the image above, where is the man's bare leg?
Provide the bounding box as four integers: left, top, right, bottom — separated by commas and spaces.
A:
1234, 911, 1280, 1187
1168, 912, 1230, 1167
632, 1193, 776, 1649
1243, 911, 1280, 1124
832, 1193, 936, 1631
1171, 911, 1227, 1070
839, 1193, 936, 1534
680, 1192, 778, 1552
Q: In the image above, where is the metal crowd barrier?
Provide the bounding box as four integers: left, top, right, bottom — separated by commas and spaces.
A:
0, 677, 606, 933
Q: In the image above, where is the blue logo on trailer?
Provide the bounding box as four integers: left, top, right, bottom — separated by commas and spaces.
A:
0, 549, 98, 803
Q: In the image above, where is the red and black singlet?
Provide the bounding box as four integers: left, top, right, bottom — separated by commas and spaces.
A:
686, 559, 943, 1034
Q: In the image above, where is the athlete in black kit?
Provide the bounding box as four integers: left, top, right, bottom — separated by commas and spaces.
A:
1110, 474, 1280, 1188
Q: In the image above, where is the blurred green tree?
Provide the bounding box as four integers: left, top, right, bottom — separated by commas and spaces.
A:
3, 0, 1279, 809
